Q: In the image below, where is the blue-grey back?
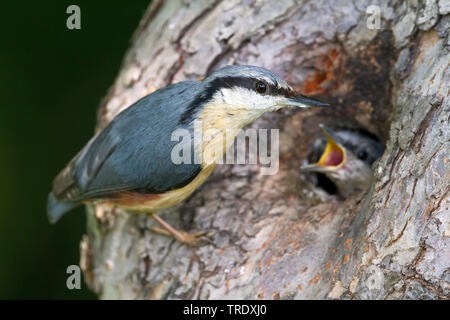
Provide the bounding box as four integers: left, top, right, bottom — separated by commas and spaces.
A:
73, 81, 203, 198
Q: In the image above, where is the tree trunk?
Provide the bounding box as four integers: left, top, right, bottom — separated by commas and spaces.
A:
80, 0, 449, 299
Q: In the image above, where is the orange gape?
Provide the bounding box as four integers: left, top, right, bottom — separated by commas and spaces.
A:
322, 147, 344, 166
317, 138, 344, 167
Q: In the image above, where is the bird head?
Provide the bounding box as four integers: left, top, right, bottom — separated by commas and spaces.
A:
197, 65, 329, 127
301, 124, 384, 197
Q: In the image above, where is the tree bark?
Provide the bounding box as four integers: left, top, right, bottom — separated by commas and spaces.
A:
80, 0, 449, 299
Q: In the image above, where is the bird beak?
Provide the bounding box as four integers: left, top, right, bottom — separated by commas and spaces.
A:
282, 94, 330, 108
301, 124, 347, 173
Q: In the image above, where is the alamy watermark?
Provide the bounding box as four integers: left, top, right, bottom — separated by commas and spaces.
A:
171, 120, 280, 175
66, 5, 81, 30
366, 4, 394, 30
66, 265, 81, 290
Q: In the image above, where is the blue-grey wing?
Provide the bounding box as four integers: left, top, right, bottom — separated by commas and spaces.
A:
52, 81, 202, 202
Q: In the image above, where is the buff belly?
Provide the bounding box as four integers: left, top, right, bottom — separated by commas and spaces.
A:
97, 164, 216, 213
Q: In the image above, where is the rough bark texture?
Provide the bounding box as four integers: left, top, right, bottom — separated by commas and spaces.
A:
80, 0, 449, 299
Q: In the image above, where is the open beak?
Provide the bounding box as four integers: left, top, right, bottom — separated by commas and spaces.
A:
283, 94, 330, 108
301, 124, 346, 173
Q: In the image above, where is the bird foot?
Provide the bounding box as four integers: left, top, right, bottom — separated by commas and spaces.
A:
151, 226, 213, 246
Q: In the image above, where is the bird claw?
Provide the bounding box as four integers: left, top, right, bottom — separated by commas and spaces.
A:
177, 230, 214, 246
151, 226, 214, 246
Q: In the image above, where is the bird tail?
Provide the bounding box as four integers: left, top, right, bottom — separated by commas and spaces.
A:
47, 193, 79, 223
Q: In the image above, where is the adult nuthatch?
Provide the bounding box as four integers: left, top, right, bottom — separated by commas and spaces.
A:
301, 124, 384, 198
48, 65, 329, 245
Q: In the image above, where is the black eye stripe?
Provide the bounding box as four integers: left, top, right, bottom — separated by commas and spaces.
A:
180, 76, 294, 124
213, 76, 268, 92
275, 86, 296, 98
208, 76, 293, 97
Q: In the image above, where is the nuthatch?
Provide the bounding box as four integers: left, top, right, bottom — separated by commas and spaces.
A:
48, 65, 329, 245
301, 124, 384, 198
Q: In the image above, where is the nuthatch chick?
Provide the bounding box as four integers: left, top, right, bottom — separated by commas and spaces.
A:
48, 65, 329, 245
301, 124, 384, 198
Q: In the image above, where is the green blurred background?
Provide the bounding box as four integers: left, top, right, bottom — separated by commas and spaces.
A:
0, 1, 150, 299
